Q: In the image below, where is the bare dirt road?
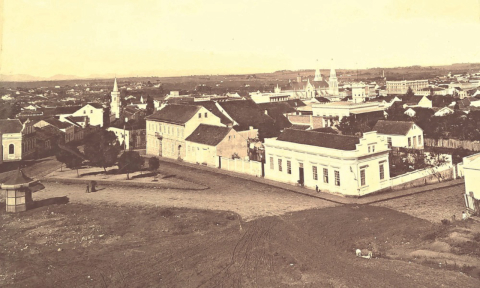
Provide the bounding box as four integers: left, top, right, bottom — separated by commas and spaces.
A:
1, 203, 479, 287
1, 158, 479, 287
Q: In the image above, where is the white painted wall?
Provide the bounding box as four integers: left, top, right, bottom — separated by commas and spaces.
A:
72, 105, 104, 127
264, 132, 390, 196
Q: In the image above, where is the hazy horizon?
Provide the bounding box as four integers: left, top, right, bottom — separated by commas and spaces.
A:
2, 0, 480, 79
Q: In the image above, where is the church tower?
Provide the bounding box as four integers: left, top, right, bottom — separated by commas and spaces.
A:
328, 61, 339, 96
111, 78, 121, 119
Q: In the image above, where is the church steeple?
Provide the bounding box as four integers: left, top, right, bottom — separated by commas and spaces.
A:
111, 78, 121, 119
113, 77, 118, 92
328, 59, 339, 96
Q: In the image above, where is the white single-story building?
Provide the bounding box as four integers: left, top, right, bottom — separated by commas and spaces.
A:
264, 129, 391, 196
184, 124, 248, 167
372, 120, 424, 149
433, 107, 454, 117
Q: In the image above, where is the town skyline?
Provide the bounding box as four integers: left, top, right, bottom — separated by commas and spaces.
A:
2, 0, 480, 79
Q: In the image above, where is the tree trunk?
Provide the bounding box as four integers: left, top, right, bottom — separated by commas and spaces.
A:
60, 164, 63, 172
127, 172, 129, 180
76, 169, 79, 178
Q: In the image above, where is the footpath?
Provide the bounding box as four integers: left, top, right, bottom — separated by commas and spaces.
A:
151, 155, 465, 205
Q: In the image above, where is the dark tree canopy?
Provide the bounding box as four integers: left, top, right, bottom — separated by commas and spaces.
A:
146, 95, 155, 115
337, 115, 376, 136
55, 146, 83, 176
118, 151, 143, 179
84, 130, 121, 172
148, 157, 160, 172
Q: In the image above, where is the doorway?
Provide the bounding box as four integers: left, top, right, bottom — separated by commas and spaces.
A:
298, 167, 304, 186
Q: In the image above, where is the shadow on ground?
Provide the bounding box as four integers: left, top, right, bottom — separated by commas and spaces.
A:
131, 172, 157, 180
31, 196, 70, 210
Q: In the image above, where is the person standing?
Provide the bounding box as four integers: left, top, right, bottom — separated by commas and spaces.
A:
86, 183, 90, 193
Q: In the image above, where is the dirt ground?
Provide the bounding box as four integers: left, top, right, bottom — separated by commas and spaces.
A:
373, 184, 468, 223
1, 157, 480, 287
1, 202, 479, 287
31, 181, 336, 221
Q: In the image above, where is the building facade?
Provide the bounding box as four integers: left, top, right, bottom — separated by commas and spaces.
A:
372, 120, 424, 149
72, 103, 105, 127
146, 104, 224, 159
264, 130, 390, 196
0, 119, 36, 162
386, 80, 429, 95
312, 102, 384, 121
184, 124, 248, 166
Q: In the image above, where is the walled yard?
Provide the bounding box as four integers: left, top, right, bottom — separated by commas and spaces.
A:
0, 158, 480, 287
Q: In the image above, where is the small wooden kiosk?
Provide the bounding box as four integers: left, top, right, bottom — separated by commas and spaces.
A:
1, 169, 37, 213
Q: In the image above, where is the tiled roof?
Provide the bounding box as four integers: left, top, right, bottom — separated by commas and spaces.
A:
285, 99, 306, 107
35, 126, 63, 140
146, 104, 201, 125
290, 125, 310, 130
315, 97, 330, 103
194, 101, 233, 125
43, 117, 73, 129
311, 79, 330, 88
0, 119, 23, 133
54, 106, 82, 115
372, 120, 415, 136
185, 124, 232, 146
66, 116, 87, 122
310, 127, 338, 134
86, 103, 104, 109
257, 102, 294, 130
2, 169, 34, 186
257, 102, 296, 114
276, 129, 360, 151
217, 100, 279, 137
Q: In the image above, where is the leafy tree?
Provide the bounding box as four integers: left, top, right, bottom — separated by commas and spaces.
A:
55, 146, 83, 176
146, 95, 155, 115
337, 115, 373, 136
405, 86, 415, 98
65, 155, 83, 177
84, 130, 121, 172
103, 106, 111, 127
55, 149, 70, 172
118, 151, 143, 179
148, 157, 160, 181
386, 104, 408, 121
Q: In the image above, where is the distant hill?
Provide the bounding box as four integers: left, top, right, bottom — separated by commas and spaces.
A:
2, 62, 480, 84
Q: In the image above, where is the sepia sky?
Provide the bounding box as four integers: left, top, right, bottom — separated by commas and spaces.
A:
2, 0, 480, 78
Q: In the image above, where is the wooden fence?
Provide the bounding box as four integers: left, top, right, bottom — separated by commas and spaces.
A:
425, 138, 480, 151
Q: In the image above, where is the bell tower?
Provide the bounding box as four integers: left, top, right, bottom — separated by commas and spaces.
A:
110, 78, 121, 119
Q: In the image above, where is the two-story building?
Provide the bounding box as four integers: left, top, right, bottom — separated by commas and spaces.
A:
71, 103, 105, 127
312, 101, 385, 122
146, 104, 224, 159
372, 120, 424, 149
0, 119, 36, 162
264, 129, 390, 196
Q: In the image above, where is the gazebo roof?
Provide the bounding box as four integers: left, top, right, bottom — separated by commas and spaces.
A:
2, 169, 35, 189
